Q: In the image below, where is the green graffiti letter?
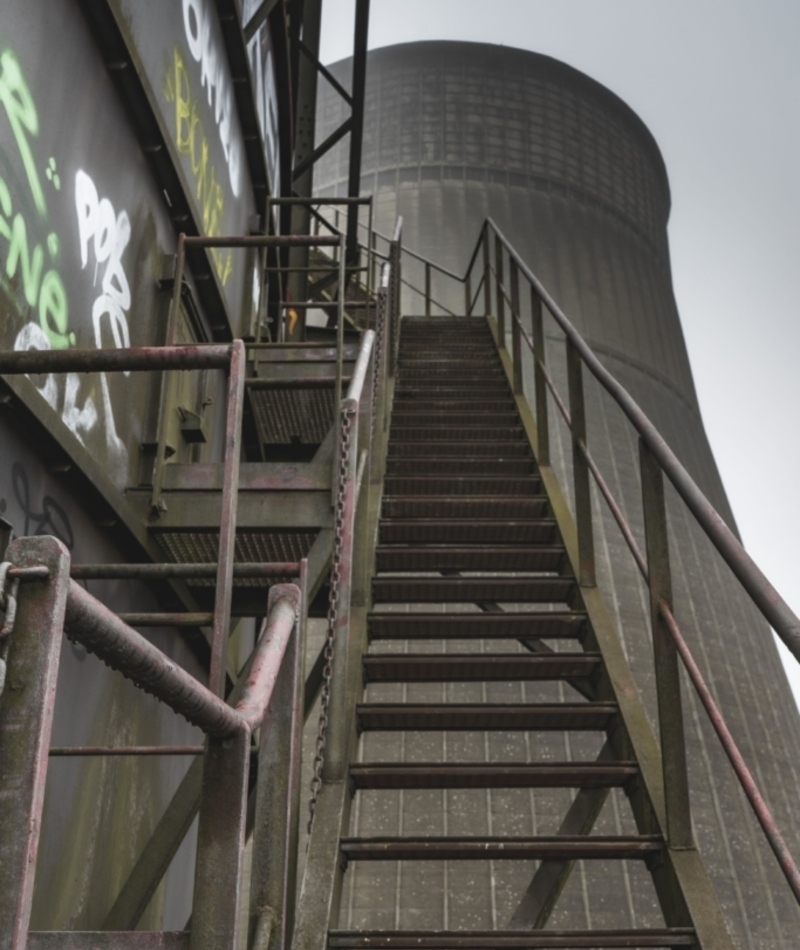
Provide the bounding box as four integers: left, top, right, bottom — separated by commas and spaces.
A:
7, 213, 43, 307
39, 269, 72, 349
0, 51, 45, 216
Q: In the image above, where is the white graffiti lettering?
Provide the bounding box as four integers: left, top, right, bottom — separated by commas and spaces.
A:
182, 0, 242, 197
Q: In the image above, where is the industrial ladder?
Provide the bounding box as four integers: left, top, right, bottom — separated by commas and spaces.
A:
325, 316, 711, 949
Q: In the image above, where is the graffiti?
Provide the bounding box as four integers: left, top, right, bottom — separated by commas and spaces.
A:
0, 461, 74, 550
164, 45, 233, 286
75, 170, 132, 355
181, 0, 241, 197
247, 22, 281, 195
0, 49, 46, 216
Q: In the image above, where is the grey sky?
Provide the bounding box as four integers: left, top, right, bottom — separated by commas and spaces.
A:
320, 1, 800, 702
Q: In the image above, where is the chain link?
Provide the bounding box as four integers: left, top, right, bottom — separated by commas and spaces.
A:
0, 561, 20, 700
307, 402, 356, 834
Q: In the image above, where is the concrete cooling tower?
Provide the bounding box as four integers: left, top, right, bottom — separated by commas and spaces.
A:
314, 40, 800, 947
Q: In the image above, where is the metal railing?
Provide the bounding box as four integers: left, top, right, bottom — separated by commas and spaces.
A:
381, 216, 800, 905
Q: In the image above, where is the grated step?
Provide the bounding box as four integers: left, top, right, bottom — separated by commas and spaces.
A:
371, 576, 576, 604
382, 476, 542, 496
356, 702, 617, 732
328, 929, 696, 948
339, 835, 661, 863
389, 426, 524, 442
391, 412, 522, 427
381, 497, 549, 520
375, 544, 564, 573
348, 761, 638, 790
385, 458, 535, 476
388, 441, 531, 458
367, 611, 588, 641
362, 652, 601, 683
378, 519, 559, 545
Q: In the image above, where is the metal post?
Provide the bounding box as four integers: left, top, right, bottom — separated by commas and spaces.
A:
640, 438, 693, 850
566, 339, 595, 587
345, 0, 371, 265
191, 727, 250, 950
465, 274, 472, 317
425, 263, 431, 317
495, 233, 505, 347
482, 226, 492, 316
531, 288, 549, 464
0, 536, 71, 950
510, 257, 522, 394
322, 398, 359, 783
249, 576, 306, 950
209, 340, 246, 697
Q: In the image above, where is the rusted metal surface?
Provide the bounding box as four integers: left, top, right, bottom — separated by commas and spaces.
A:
70, 563, 301, 579
328, 932, 697, 949
0, 345, 233, 374
49, 746, 203, 756
27, 936, 189, 949
0, 537, 70, 950
660, 601, 800, 903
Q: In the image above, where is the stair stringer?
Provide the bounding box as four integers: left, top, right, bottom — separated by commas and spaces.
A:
487, 314, 735, 950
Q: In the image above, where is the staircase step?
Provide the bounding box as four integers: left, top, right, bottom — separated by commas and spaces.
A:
392, 412, 521, 427
378, 519, 558, 544
367, 611, 588, 641
375, 545, 564, 573
394, 383, 511, 395
349, 761, 638, 790
362, 653, 601, 683
372, 576, 576, 604
381, 497, 549, 520
356, 702, 617, 732
339, 835, 661, 863
392, 398, 517, 412
382, 476, 542, 496
328, 930, 696, 948
388, 441, 531, 458
390, 426, 524, 442
385, 458, 535, 476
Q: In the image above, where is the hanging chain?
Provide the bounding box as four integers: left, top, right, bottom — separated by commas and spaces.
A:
307, 402, 356, 834
0, 562, 20, 700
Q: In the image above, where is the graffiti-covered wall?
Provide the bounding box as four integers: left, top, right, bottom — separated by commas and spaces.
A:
0, 0, 285, 929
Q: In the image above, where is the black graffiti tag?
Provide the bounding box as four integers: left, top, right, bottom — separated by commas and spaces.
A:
0, 461, 75, 550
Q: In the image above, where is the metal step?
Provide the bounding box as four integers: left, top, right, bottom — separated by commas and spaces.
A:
382, 475, 542, 496
356, 702, 617, 732
391, 412, 522, 427
375, 544, 564, 573
378, 519, 559, 545
367, 611, 588, 641
389, 427, 524, 443
387, 441, 531, 458
328, 929, 696, 948
381, 497, 549, 521
348, 761, 638, 790
362, 653, 601, 683
371, 576, 576, 604
385, 458, 535, 477
394, 381, 511, 394
391, 398, 517, 412
339, 835, 661, 863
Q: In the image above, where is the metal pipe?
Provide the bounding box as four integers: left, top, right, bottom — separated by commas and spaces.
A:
484, 217, 800, 663
346, 331, 376, 404
117, 613, 213, 627
71, 562, 300, 579
49, 746, 204, 756
183, 234, 338, 248
660, 601, 800, 903
0, 344, 233, 374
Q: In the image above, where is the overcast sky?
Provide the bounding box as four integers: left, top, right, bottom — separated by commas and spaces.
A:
319, 0, 800, 704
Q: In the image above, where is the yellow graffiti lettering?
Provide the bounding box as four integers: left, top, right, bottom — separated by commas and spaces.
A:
166, 46, 232, 286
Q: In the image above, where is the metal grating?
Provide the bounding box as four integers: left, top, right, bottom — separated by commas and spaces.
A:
249, 387, 335, 444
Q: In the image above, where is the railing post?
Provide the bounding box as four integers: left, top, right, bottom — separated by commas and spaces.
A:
0, 536, 71, 950
495, 233, 505, 347
482, 226, 492, 316
425, 262, 431, 317
566, 339, 595, 586
531, 288, 550, 466
249, 576, 306, 950
639, 438, 693, 850
510, 258, 522, 394
465, 274, 472, 317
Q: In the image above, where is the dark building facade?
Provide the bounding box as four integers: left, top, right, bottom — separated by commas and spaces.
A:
315, 41, 800, 946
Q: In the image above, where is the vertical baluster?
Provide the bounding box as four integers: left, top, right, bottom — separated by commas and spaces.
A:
482, 226, 492, 316
510, 258, 522, 394
495, 233, 505, 346
566, 340, 595, 587
425, 262, 431, 317
639, 438, 693, 849
465, 274, 472, 316
531, 288, 550, 466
